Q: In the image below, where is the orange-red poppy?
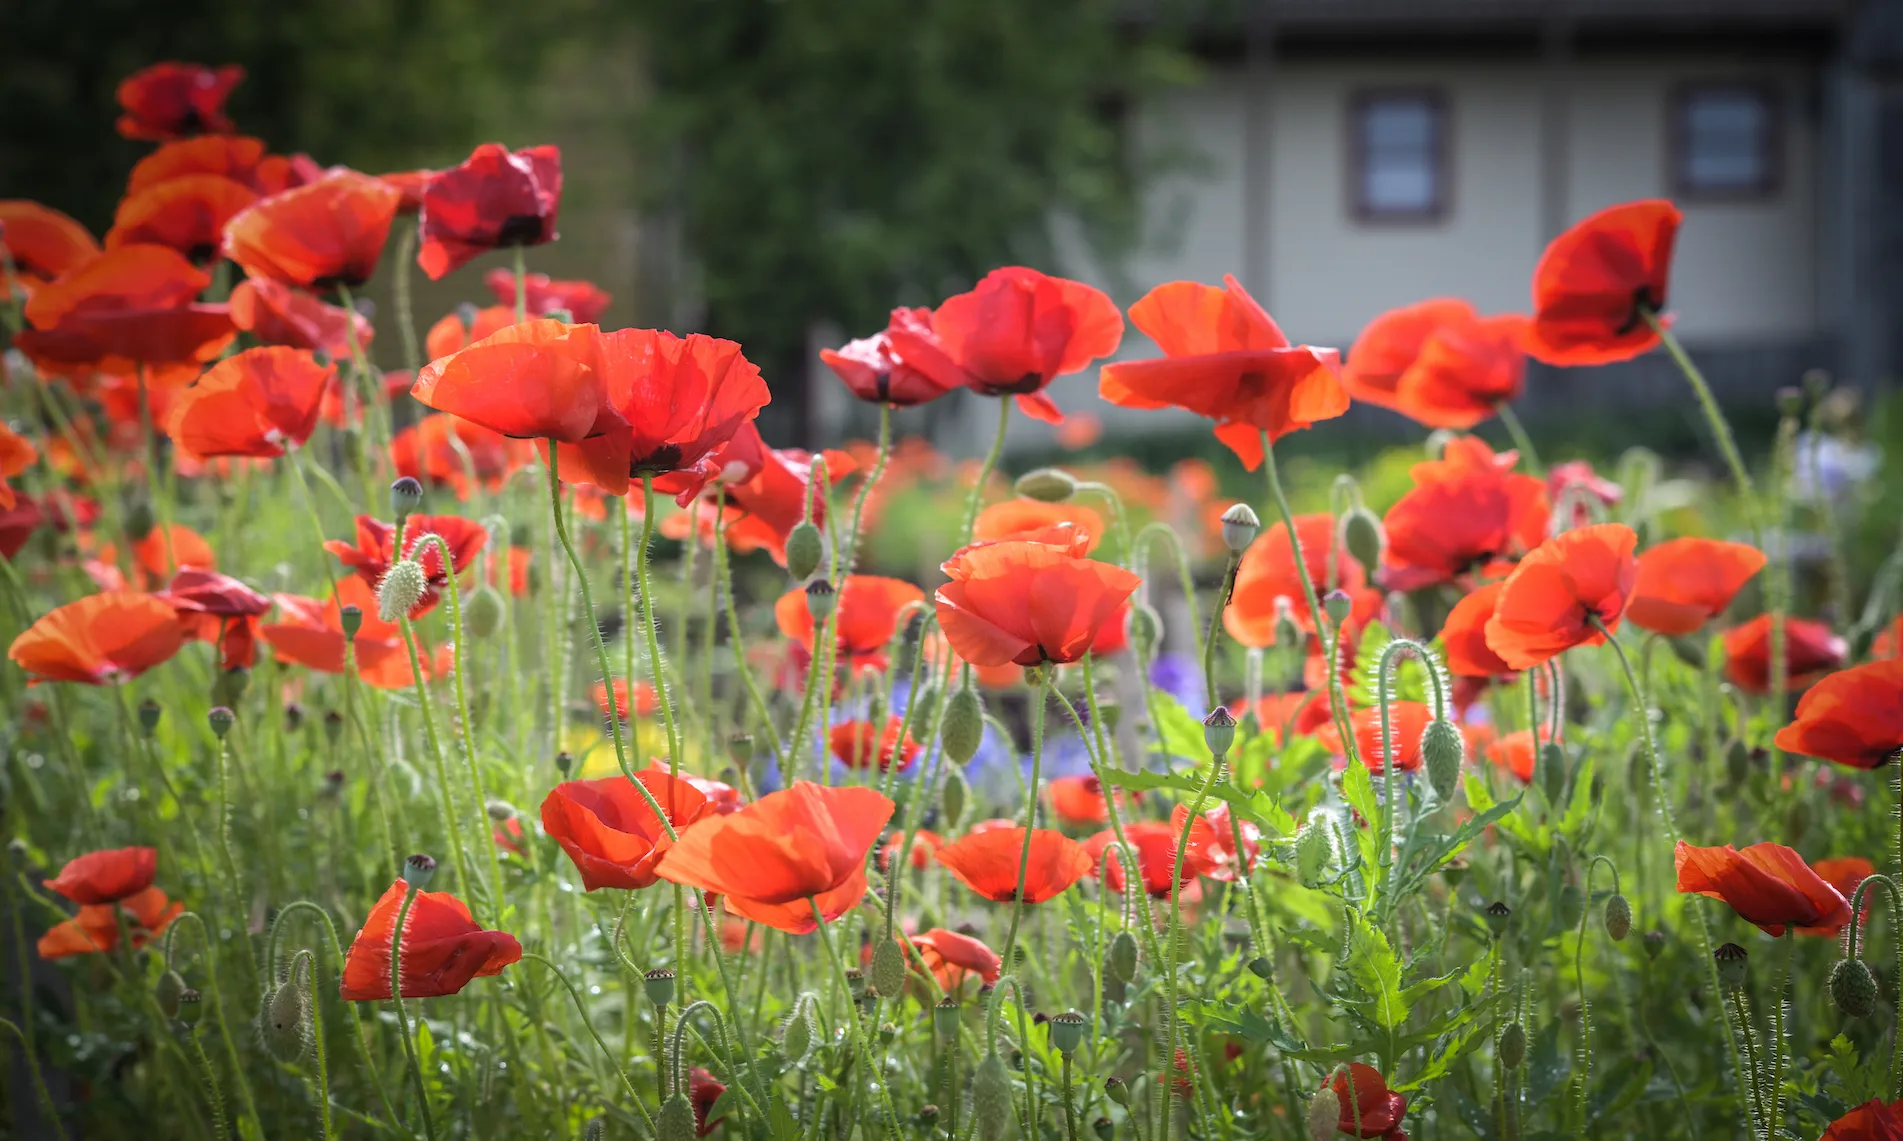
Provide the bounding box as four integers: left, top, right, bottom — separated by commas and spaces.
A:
259, 576, 420, 689
1485, 727, 1553, 784
908, 928, 1002, 991
552, 329, 771, 497
821, 308, 962, 407
167, 346, 334, 459
774, 574, 924, 676
935, 539, 1141, 668
339, 880, 521, 1000
1224, 513, 1375, 646
653, 782, 893, 934
880, 829, 944, 872
1624, 537, 1766, 636
0, 423, 37, 511
410, 319, 620, 443
229, 276, 373, 357
0, 201, 100, 293
100, 523, 216, 590
686, 425, 855, 564
1173, 804, 1260, 882
1087, 821, 1215, 898
1254, 690, 1334, 743
1871, 617, 1903, 659
1674, 840, 1851, 936
1440, 581, 1514, 678
106, 174, 257, 261
115, 62, 244, 141
1525, 199, 1682, 367
1343, 298, 1473, 409
1346, 299, 1527, 429
389, 414, 531, 499
38, 886, 183, 961
540, 768, 713, 891
8, 592, 184, 685
324, 514, 486, 620
157, 568, 270, 670
425, 305, 517, 362
1047, 774, 1113, 827
1317, 701, 1434, 774
483, 268, 611, 323
1483, 523, 1638, 669
972, 499, 1104, 552
1773, 659, 1903, 770
828, 717, 921, 772
1721, 614, 1847, 694
1322, 1063, 1410, 1141
888, 267, 1122, 424
16, 245, 234, 374
1820, 1098, 1903, 1141
44, 847, 158, 904
593, 677, 660, 722
128, 136, 266, 194
1382, 457, 1550, 592
417, 143, 563, 279
223, 171, 402, 290
935, 826, 1092, 903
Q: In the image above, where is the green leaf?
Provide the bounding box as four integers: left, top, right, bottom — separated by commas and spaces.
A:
1342, 911, 1408, 1029
1340, 762, 1380, 830
1146, 690, 1207, 762
1095, 767, 1292, 837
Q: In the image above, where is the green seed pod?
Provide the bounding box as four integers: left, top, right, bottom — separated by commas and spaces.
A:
1538, 741, 1567, 804
781, 998, 817, 1063
1108, 930, 1139, 984
1421, 718, 1465, 804
870, 939, 905, 1000
727, 733, 755, 766
934, 997, 960, 1037
176, 987, 205, 1026
1714, 943, 1749, 991
878, 1021, 897, 1046
1307, 1082, 1339, 1140
1832, 958, 1879, 1018
1604, 893, 1632, 942
941, 686, 984, 765
1104, 1076, 1130, 1107
1202, 706, 1237, 757
657, 1092, 697, 1141
1483, 901, 1512, 939
1246, 956, 1272, 980
389, 476, 424, 520
918, 1105, 941, 1127
322, 710, 344, 744
207, 705, 236, 739
554, 750, 574, 777
844, 967, 866, 999
402, 853, 437, 890
464, 585, 505, 638
973, 1052, 1013, 1141
804, 579, 836, 621
940, 768, 968, 830
1498, 1021, 1527, 1069
1092, 1117, 1114, 1141
1340, 506, 1386, 572
1047, 1010, 1088, 1057
155, 969, 187, 1019
377, 560, 427, 623
1322, 589, 1353, 627
260, 974, 310, 1062
1219, 503, 1261, 553
211, 665, 250, 709
785, 522, 823, 582
1643, 929, 1665, 959
1015, 467, 1078, 503
137, 698, 163, 735
644, 968, 676, 1008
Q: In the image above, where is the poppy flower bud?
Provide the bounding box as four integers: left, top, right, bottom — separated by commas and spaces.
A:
207, 706, 235, 739
1202, 706, 1237, 757
1247, 956, 1272, 980
322, 770, 346, 797
126, 502, 156, 541
555, 750, 574, 777
1093, 1117, 1113, 1140
1421, 718, 1465, 803
322, 710, 344, 744
455, 301, 479, 331
721, 732, 753, 768
1322, 589, 1353, 626
1775, 386, 1805, 418
784, 522, 823, 582
260, 973, 310, 1062
1220, 503, 1261, 553
465, 586, 505, 639
1538, 741, 1567, 804
1499, 1021, 1527, 1069
973, 1052, 1014, 1141
941, 686, 985, 765
1129, 601, 1163, 655
1831, 958, 1879, 1018
844, 967, 866, 999
1295, 821, 1335, 889
1483, 901, 1512, 939
804, 579, 837, 621
338, 423, 363, 466
1105, 1076, 1130, 1107
339, 605, 364, 641
484, 799, 517, 823
870, 939, 905, 1000
1604, 893, 1632, 941
283, 701, 305, 733
155, 969, 187, 1019
941, 767, 968, 829
390, 476, 425, 520
402, 853, 437, 890
657, 1092, 697, 1141
644, 968, 676, 1008
1724, 737, 1750, 785
378, 560, 427, 623
1047, 1010, 1088, 1057
1108, 930, 1139, 983
934, 997, 961, 1037
176, 987, 205, 1026
1643, 929, 1665, 959
211, 665, 249, 709
1714, 942, 1749, 991
1015, 467, 1078, 503
1341, 506, 1386, 572
1307, 1082, 1339, 1140
137, 698, 163, 735
781, 998, 817, 1062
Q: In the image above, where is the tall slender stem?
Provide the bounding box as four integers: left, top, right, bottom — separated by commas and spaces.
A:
1642, 312, 1759, 533
960, 397, 1012, 542
1493, 402, 1544, 477
1259, 430, 1358, 763
388, 884, 438, 1141
640, 476, 686, 777
1001, 671, 1049, 966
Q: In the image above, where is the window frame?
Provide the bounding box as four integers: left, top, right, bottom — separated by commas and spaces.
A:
1346, 87, 1452, 225
1669, 80, 1783, 203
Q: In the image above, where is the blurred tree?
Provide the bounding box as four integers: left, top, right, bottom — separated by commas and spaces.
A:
625, 0, 1191, 442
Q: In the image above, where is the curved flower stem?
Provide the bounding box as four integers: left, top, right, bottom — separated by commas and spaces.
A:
264, 901, 404, 1130
289, 950, 334, 1141
1135, 521, 1202, 641
1846, 874, 1903, 1097
388, 884, 437, 1141
1001, 670, 1051, 966
712, 526, 786, 770
960, 397, 1013, 542
0, 1018, 65, 1141
185, 1027, 229, 1141
1074, 479, 1134, 565
519, 953, 654, 1130
1371, 638, 1448, 889
1493, 402, 1544, 477
1201, 553, 1241, 715
1641, 312, 1759, 536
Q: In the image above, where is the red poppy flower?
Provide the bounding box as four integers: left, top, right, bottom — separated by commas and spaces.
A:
1347, 299, 1527, 429
1721, 614, 1847, 694
1173, 804, 1261, 882
107, 524, 217, 589
1047, 774, 1112, 827
541, 769, 714, 891
44, 847, 158, 905
1773, 659, 1903, 770
16, 245, 234, 373
0, 201, 100, 292
166, 346, 334, 459
552, 329, 771, 497
229, 276, 372, 357
973, 499, 1104, 552
1820, 1098, 1903, 1141
410, 319, 621, 443
880, 829, 944, 872
1255, 690, 1334, 743
8, 592, 185, 685
1317, 701, 1434, 774
775, 575, 924, 676
821, 308, 961, 407
259, 576, 419, 690
1323, 1063, 1410, 1140
1674, 840, 1851, 936
909, 928, 1002, 991
1100, 275, 1346, 465
593, 677, 660, 722
654, 782, 893, 934
1440, 581, 1513, 678
482, 268, 611, 323
127, 136, 264, 194
389, 414, 531, 499
1224, 513, 1373, 647
106, 174, 257, 262
1086, 821, 1216, 898
1483, 523, 1638, 670
115, 63, 244, 141
889, 266, 1122, 424
828, 717, 921, 772
157, 568, 270, 670
374, 169, 433, 213
425, 305, 517, 362
222, 171, 402, 290
339, 880, 521, 1000
38, 886, 183, 961
1486, 727, 1553, 784
417, 143, 563, 279
1624, 537, 1765, 636
1343, 298, 1475, 409
1525, 199, 1682, 366
935, 827, 1092, 904
1382, 462, 1550, 592
324, 514, 486, 620
0, 423, 36, 511
935, 540, 1141, 668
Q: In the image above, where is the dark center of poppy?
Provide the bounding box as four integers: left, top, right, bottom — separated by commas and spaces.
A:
631, 444, 685, 477
993, 372, 1048, 396
1617, 286, 1662, 335
1236, 370, 1269, 397
495, 215, 546, 247
186, 243, 218, 265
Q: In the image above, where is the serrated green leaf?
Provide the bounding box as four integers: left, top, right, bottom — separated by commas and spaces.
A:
1341, 762, 1379, 829
1146, 690, 1207, 762
1342, 911, 1408, 1029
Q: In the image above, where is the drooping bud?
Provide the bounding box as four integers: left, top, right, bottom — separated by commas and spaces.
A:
973, 1052, 1013, 1141
1498, 1021, 1527, 1069
1322, 589, 1352, 626
1538, 741, 1567, 804
207, 706, 235, 739
176, 987, 205, 1026
1421, 718, 1465, 803
870, 939, 905, 1000
1219, 503, 1261, 553
1341, 505, 1386, 572
1831, 957, 1879, 1018
155, 969, 187, 1019
378, 559, 427, 623
1202, 706, 1237, 757
1047, 1010, 1088, 1057
1015, 467, 1078, 503
260, 971, 311, 1062
644, 968, 677, 1008
785, 522, 823, 582
940, 768, 968, 830
1714, 942, 1749, 991
402, 853, 437, 890
657, 1092, 697, 1141
940, 687, 984, 765
1603, 894, 1632, 942
465, 586, 505, 638
1483, 901, 1512, 939
211, 665, 249, 708
1108, 931, 1139, 983
137, 698, 163, 735
804, 579, 836, 621
1307, 1082, 1339, 1140
1128, 601, 1163, 655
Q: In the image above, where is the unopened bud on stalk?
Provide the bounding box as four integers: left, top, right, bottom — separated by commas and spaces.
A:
1246, 956, 1272, 980
484, 799, 516, 823
1322, 589, 1353, 626
644, 968, 676, 1007
1202, 706, 1237, 757
155, 969, 187, 1019
1108, 931, 1139, 983
1603, 893, 1632, 941
283, 701, 305, 733
211, 665, 249, 708
1483, 901, 1512, 939
322, 710, 344, 744
1105, 1076, 1130, 1107
554, 751, 573, 777
176, 987, 205, 1026
941, 687, 984, 765
1295, 822, 1334, 889
870, 939, 905, 999
207, 706, 235, 739
1220, 503, 1260, 553
1307, 1080, 1339, 1140
260, 968, 311, 1062
1272, 599, 1302, 653
339, 605, 363, 641
657, 1092, 697, 1141
1015, 467, 1078, 503
973, 1052, 1013, 1140
1341, 505, 1385, 572
1832, 957, 1879, 1018
934, 997, 961, 1037
1724, 737, 1750, 785
1093, 1116, 1114, 1140
465, 586, 505, 638
940, 768, 968, 829
1421, 719, 1465, 803
402, 853, 437, 890
1538, 741, 1567, 804
1047, 1010, 1087, 1057
781, 999, 817, 1063
378, 559, 427, 623
877, 1021, 897, 1045
785, 522, 823, 582
917, 1106, 940, 1127
322, 770, 345, 797
1714, 942, 1749, 991
1643, 930, 1665, 959
804, 579, 836, 621
1498, 1021, 1527, 1069
583, 1119, 605, 1141
137, 698, 162, 735
390, 476, 424, 520
1098, 701, 1123, 733
1129, 601, 1163, 655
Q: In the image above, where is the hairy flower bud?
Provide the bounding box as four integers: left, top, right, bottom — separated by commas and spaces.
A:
1202, 706, 1237, 757
1108, 930, 1139, 984
870, 939, 905, 1000
378, 559, 427, 623
1832, 958, 1879, 1018
1421, 718, 1465, 803
940, 687, 984, 766
1714, 943, 1749, 991
782, 998, 817, 1063
804, 579, 836, 621
1307, 1082, 1340, 1141
973, 1052, 1013, 1141
657, 1092, 696, 1141
1016, 467, 1078, 503
1341, 506, 1386, 572
1219, 503, 1261, 553
1538, 741, 1567, 804
940, 768, 968, 830
155, 969, 187, 1019
465, 585, 505, 638
785, 521, 823, 582
1499, 1021, 1527, 1069
402, 853, 437, 890
1246, 956, 1272, 980
1603, 893, 1632, 942
176, 987, 205, 1026
390, 476, 424, 520
260, 970, 310, 1062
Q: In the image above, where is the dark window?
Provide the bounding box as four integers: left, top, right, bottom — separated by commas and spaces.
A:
1350, 90, 1448, 222
1673, 84, 1780, 200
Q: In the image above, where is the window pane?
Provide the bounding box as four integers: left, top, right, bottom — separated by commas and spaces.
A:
1357, 95, 1440, 216
1682, 89, 1770, 192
